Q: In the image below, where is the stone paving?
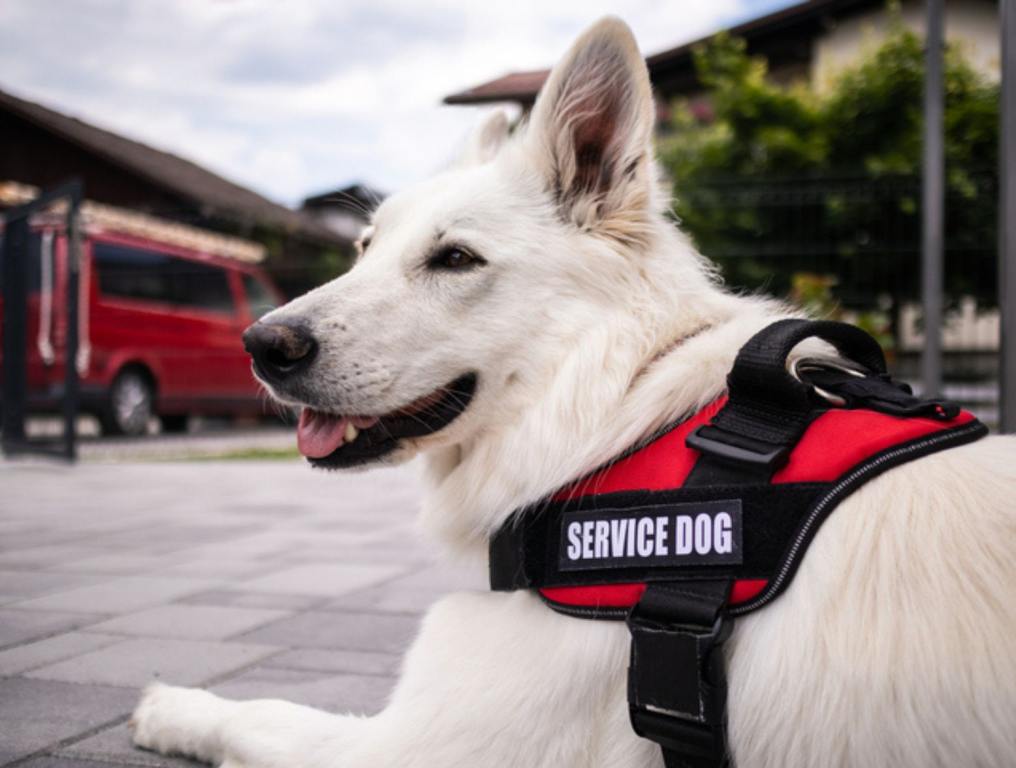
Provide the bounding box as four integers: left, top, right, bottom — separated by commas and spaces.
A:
0, 458, 483, 767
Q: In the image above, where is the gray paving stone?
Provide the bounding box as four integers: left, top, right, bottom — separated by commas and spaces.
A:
60, 723, 201, 768
324, 583, 444, 615
26, 637, 281, 688
0, 631, 121, 675
0, 544, 108, 569
238, 610, 421, 655
1, 460, 429, 761
12, 576, 216, 614
235, 563, 408, 597
51, 553, 178, 575
394, 562, 486, 591
98, 525, 256, 556
84, 605, 289, 641
210, 665, 395, 715
0, 609, 106, 650
18, 757, 128, 768
156, 556, 271, 580
0, 677, 135, 764
0, 570, 110, 604
264, 648, 402, 677
174, 589, 324, 611
323, 562, 485, 614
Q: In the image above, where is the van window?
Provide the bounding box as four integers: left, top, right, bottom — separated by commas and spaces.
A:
94, 243, 234, 314
94, 243, 174, 304
175, 260, 234, 314
242, 273, 278, 319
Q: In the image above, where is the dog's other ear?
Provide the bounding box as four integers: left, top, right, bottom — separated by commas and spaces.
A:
453, 110, 511, 167
526, 17, 656, 243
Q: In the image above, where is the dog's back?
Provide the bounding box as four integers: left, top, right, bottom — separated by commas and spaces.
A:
728, 434, 1016, 766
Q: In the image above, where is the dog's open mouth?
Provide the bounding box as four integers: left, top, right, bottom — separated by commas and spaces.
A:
296, 373, 477, 469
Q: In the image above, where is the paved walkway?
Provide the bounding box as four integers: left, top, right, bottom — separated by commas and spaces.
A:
0, 459, 482, 767
25, 418, 298, 463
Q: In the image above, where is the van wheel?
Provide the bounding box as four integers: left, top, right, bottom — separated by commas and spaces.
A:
101, 369, 153, 437
160, 414, 189, 434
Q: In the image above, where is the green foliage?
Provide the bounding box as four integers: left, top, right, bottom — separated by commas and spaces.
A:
658, 21, 1000, 310
789, 273, 894, 351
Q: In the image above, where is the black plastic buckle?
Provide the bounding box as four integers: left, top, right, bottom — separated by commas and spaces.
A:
626, 606, 733, 761
686, 424, 790, 470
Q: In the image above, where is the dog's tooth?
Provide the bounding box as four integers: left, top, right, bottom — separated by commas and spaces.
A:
344, 422, 359, 443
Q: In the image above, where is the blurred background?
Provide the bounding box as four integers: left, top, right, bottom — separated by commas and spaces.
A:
0, 3, 1009, 766
0, 0, 1006, 453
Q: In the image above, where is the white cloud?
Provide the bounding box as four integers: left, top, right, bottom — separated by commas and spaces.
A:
0, 0, 784, 206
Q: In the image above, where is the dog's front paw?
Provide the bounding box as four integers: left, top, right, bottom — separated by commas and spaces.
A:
130, 682, 227, 764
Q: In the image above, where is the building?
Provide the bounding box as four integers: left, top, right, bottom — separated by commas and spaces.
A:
443, 0, 999, 114
0, 86, 353, 297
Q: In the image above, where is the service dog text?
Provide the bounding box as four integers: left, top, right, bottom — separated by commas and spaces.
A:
559, 499, 742, 570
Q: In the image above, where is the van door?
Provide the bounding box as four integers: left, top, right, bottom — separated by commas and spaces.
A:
169, 258, 251, 405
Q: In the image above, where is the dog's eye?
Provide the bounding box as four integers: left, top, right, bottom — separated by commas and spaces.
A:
428, 246, 484, 271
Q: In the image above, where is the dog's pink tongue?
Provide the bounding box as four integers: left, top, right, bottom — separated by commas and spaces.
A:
297, 409, 348, 458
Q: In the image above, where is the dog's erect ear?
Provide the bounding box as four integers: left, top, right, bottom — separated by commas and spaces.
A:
526, 17, 655, 241
454, 110, 511, 167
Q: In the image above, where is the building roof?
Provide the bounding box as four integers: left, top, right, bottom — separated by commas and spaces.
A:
0, 180, 266, 263
0, 86, 346, 247
443, 0, 879, 106
443, 70, 556, 106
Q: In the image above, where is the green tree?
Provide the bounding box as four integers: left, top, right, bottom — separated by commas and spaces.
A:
658, 22, 999, 312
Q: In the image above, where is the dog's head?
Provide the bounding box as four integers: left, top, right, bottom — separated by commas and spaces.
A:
245, 17, 686, 470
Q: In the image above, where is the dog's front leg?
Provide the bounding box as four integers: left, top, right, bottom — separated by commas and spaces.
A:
132, 590, 656, 768
131, 681, 363, 768
334, 591, 659, 768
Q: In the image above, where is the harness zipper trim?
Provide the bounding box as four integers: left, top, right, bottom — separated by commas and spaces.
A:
728, 420, 987, 616
540, 594, 629, 620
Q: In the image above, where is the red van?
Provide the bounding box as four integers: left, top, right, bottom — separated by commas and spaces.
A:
1, 205, 284, 436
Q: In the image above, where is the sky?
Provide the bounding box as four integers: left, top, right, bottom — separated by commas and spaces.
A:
0, 0, 793, 208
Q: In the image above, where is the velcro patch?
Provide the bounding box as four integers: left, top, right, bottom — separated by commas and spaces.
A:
559, 499, 742, 571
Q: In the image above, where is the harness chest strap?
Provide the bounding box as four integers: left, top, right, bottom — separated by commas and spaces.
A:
488, 320, 987, 768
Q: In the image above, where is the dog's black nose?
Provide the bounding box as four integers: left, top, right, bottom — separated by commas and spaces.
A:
243, 322, 318, 384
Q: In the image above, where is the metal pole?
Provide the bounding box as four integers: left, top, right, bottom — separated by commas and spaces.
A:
1001, 0, 1016, 433
1, 216, 30, 450
921, 0, 945, 397
1, 179, 83, 459
63, 190, 82, 460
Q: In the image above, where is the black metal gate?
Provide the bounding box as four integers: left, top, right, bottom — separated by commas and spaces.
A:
1, 179, 83, 460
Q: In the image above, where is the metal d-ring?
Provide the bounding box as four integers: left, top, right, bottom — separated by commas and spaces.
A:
790, 356, 869, 407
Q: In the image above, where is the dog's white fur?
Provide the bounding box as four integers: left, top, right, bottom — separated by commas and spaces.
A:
131, 18, 1016, 768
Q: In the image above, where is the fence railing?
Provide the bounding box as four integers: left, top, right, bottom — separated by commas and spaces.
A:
677, 171, 1000, 423
678, 171, 998, 315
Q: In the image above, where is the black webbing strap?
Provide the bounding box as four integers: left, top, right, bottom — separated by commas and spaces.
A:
686, 319, 888, 485
625, 325, 873, 767
488, 483, 827, 593
627, 579, 733, 768
799, 367, 960, 420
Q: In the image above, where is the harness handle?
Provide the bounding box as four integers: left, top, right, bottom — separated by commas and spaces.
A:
687, 321, 887, 482
726, 319, 887, 410
688, 319, 959, 483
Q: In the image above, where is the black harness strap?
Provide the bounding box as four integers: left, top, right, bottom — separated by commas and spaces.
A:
627, 579, 732, 768
685, 319, 887, 485
634, 320, 920, 767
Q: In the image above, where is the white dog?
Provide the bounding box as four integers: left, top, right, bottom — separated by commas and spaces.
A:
131, 17, 1016, 768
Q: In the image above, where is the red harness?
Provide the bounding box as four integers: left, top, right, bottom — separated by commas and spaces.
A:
539, 397, 980, 613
